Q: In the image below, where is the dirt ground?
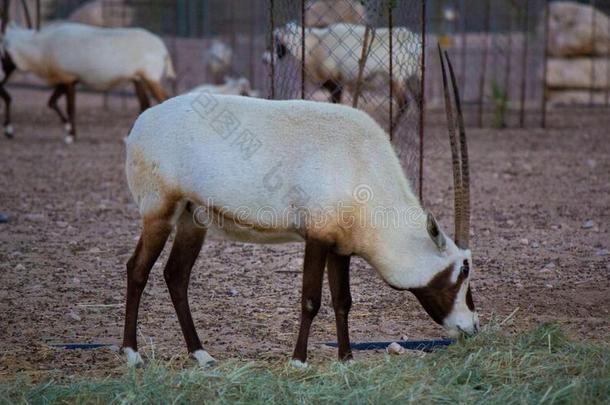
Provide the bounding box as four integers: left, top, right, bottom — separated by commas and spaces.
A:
0, 88, 608, 382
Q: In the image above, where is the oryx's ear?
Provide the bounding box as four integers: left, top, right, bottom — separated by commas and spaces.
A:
427, 213, 447, 251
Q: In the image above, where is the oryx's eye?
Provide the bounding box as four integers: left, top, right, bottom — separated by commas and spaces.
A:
461, 260, 470, 277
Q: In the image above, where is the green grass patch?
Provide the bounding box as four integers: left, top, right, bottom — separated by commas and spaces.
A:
2, 324, 609, 404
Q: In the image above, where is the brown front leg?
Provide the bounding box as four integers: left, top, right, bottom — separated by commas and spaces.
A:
292, 239, 328, 365
65, 82, 77, 143
327, 251, 353, 361
1, 54, 16, 138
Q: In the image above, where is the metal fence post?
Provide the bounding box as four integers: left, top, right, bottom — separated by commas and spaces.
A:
389, 0, 394, 141
268, 0, 275, 99
477, 0, 491, 127
301, 0, 306, 100
541, 0, 550, 128
589, 0, 597, 107
419, 0, 427, 202
519, 0, 530, 128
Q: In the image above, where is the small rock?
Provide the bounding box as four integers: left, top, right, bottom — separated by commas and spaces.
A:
585, 159, 597, 169
540, 262, 556, 273
14, 263, 25, 271
89, 247, 102, 254
582, 220, 595, 229
550, 225, 559, 230
67, 310, 81, 321
386, 342, 405, 355
545, 284, 553, 289
56, 221, 69, 228
228, 288, 238, 297
23, 213, 46, 222
483, 229, 491, 236
400, 335, 409, 341
73, 277, 81, 284
507, 220, 515, 226
519, 238, 529, 246
531, 242, 540, 248
596, 249, 609, 257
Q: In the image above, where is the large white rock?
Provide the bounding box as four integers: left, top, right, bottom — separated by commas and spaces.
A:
548, 90, 610, 106
69, 0, 134, 28
548, 1, 610, 57
547, 58, 610, 89
305, 0, 367, 27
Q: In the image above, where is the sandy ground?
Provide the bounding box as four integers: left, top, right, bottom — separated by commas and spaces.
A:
0, 88, 608, 382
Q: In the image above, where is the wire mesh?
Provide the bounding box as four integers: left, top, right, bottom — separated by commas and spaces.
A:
268, 0, 425, 193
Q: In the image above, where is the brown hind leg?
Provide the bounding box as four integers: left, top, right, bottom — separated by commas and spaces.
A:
133, 79, 151, 112
121, 214, 173, 366
162, 205, 214, 367
48, 84, 68, 125
292, 239, 329, 366
327, 252, 353, 361
142, 78, 169, 103
1, 54, 16, 138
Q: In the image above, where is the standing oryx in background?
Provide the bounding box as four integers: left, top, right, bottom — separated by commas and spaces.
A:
0, 1, 175, 142
119, 46, 477, 368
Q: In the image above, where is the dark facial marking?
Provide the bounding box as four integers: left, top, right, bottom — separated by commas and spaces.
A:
466, 285, 475, 311
275, 41, 288, 59
409, 262, 473, 325
461, 259, 469, 277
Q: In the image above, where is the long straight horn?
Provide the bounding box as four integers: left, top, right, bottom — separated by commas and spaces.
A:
19, 0, 32, 29
438, 43, 463, 245
444, 50, 470, 248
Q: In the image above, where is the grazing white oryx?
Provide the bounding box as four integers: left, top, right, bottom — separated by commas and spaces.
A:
0, 21, 175, 142
121, 48, 477, 367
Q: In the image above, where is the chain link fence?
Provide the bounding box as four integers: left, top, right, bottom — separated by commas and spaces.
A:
4, 1, 610, 160
268, 0, 425, 195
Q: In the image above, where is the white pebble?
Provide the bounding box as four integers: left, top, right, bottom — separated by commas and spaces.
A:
67, 310, 81, 321
386, 342, 405, 355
